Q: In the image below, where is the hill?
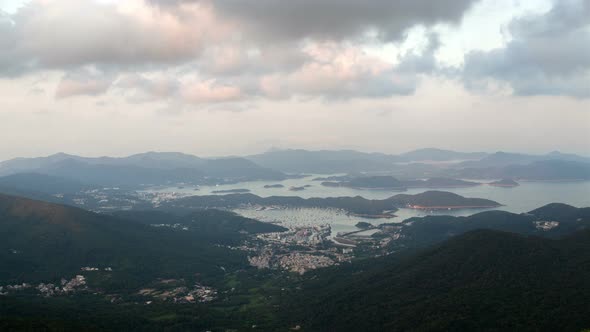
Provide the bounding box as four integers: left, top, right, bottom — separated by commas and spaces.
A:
0, 173, 90, 194
488, 178, 519, 187
392, 204, 590, 248
528, 203, 590, 222
165, 191, 500, 217
0, 194, 284, 287
288, 229, 590, 331
112, 209, 286, 238
389, 190, 500, 209
165, 193, 400, 216
0, 152, 287, 187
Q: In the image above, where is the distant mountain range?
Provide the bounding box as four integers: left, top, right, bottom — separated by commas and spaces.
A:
0, 149, 588, 190
248, 148, 590, 174
246, 148, 489, 173
0, 152, 287, 188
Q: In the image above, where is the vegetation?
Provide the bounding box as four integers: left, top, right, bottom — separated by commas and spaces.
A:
1, 192, 590, 331
394, 204, 590, 248
388, 190, 501, 208
0, 194, 286, 287
285, 229, 590, 331
355, 221, 373, 229
0, 152, 287, 188
166, 191, 500, 216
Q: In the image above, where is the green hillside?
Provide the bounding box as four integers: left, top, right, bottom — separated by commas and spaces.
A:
288, 229, 590, 331
0, 194, 277, 287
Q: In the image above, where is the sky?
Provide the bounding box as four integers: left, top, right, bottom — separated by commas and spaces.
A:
0, 0, 588, 159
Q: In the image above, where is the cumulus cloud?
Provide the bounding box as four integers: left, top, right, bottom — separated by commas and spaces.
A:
0, 0, 483, 104
462, 0, 590, 97
1, 0, 476, 73
151, 0, 478, 42
0, 0, 228, 72
5, 0, 586, 106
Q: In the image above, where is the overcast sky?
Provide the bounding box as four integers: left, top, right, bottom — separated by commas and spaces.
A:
0, 0, 588, 159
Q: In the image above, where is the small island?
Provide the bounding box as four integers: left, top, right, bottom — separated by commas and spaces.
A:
264, 184, 285, 188
355, 221, 374, 229
312, 175, 351, 182
390, 191, 501, 210
289, 186, 306, 191
212, 189, 251, 194
488, 179, 519, 187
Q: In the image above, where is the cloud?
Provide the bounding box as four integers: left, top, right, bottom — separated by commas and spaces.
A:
180, 80, 242, 103
151, 0, 478, 42
462, 0, 590, 97
257, 42, 417, 99
8, 0, 586, 106
116, 73, 179, 102
55, 68, 115, 98
0, 0, 480, 104
0, 0, 228, 73
1, 0, 476, 75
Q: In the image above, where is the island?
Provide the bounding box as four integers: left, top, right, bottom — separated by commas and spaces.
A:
355, 221, 374, 229
211, 189, 251, 194
264, 184, 285, 188
312, 175, 352, 182
390, 191, 501, 210
289, 186, 306, 191
488, 179, 519, 187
